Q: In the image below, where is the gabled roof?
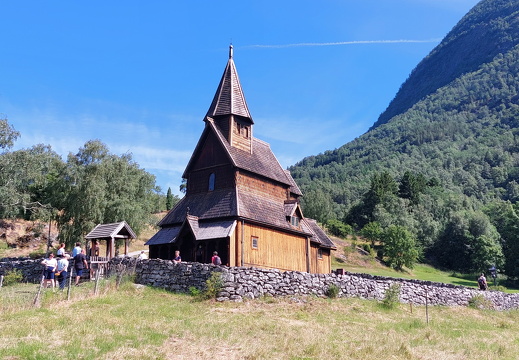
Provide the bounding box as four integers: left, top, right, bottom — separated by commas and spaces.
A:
145, 218, 236, 246
158, 188, 238, 226
284, 170, 303, 196
145, 226, 180, 246
85, 221, 136, 240
210, 119, 292, 186
183, 118, 293, 187
205, 45, 252, 122
302, 218, 337, 250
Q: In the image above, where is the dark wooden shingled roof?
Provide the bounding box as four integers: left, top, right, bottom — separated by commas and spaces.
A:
206, 45, 252, 121
158, 188, 238, 226
145, 218, 236, 246
209, 119, 293, 186
85, 221, 136, 240
302, 218, 336, 249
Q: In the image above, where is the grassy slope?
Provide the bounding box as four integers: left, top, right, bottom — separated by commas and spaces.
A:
1, 282, 519, 360
331, 236, 518, 292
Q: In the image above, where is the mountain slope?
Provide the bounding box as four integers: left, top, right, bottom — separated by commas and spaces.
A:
290, 0, 519, 215
372, 0, 519, 129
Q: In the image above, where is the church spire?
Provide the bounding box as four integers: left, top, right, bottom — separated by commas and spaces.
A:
205, 45, 253, 122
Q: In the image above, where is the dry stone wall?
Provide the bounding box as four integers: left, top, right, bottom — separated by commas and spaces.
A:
134, 259, 519, 310
3, 257, 519, 311
0, 258, 47, 283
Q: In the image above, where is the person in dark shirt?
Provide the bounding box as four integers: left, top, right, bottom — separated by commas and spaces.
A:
73, 249, 88, 286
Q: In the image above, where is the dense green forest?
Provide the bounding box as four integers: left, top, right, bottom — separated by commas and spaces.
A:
0, 118, 179, 249
290, 0, 519, 279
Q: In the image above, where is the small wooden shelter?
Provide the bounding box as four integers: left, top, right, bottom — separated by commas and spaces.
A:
85, 221, 137, 259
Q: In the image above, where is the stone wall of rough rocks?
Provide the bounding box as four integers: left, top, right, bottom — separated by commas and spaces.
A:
3, 257, 519, 311
0, 258, 47, 283
133, 259, 519, 310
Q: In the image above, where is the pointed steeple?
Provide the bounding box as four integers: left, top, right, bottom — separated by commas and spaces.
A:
206, 45, 253, 123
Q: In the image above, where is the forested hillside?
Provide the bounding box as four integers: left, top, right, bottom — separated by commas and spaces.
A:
290, 0, 519, 279
373, 0, 519, 128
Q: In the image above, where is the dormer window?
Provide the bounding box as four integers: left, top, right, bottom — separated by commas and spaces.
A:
290, 216, 300, 227
208, 173, 215, 191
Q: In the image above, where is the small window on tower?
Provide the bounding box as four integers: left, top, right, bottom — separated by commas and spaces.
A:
208, 173, 215, 191
318, 248, 323, 260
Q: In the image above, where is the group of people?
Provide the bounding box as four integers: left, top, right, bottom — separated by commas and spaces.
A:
40, 242, 89, 290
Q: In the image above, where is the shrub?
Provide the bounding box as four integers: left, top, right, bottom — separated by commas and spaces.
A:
192, 272, 223, 301
325, 284, 340, 299
2, 269, 23, 286
468, 294, 493, 309
381, 283, 401, 309
188, 286, 201, 297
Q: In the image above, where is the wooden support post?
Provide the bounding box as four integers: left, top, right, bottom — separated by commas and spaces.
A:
33, 274, 45, 307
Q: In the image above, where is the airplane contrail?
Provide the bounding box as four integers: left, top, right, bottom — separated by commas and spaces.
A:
242, 39, 441, 49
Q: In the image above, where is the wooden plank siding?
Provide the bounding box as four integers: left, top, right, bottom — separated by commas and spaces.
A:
236, 171, 287, 201
309, 246, 332, 274
235, 222, 308, 272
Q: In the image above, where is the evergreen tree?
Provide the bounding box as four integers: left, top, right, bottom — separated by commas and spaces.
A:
166, 187, 173, 210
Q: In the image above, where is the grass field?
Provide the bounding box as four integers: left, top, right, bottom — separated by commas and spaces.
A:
1, 280, 519, 360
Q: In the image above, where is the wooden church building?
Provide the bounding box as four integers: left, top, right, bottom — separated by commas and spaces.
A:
146, 46, 336, 274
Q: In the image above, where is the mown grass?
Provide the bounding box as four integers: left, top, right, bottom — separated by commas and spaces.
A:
1, 281, 519, 360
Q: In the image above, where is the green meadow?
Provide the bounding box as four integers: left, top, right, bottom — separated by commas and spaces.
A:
1, 279, 518, 360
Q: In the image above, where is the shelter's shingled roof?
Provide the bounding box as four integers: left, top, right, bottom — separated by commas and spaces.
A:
85, 221, 136, 240
145, 219, 236, 246
205, 45, 252, 121
145, 226, 181, 245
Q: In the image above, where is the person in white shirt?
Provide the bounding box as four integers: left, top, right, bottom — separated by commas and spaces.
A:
41, 253, 58, 289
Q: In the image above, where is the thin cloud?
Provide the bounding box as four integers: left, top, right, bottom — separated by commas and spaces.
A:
243, 39, 441, 49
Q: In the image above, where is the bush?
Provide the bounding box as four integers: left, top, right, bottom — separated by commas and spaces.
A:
381, 283, 401, 309
2, 269, 23, 286
192, 272, 223, 301
468, 294, 493, 309
325, 284, 340, 298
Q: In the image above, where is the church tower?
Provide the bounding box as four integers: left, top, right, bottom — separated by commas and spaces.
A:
205, 45, 253, 153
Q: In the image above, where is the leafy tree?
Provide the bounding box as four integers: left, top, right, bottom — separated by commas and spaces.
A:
0, 118, 20, 151
326, 219, 351, 238
485, 201, 519, 279
360, 222, 382, 247
382, 225, 419, 270
179, 178, 187, 194
52, 140, 160, 248
434, 211, 503, 273
301, 187, 334, 224
0, 144, 64, 218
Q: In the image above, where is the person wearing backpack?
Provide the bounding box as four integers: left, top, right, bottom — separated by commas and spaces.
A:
478, 273, 488, 290
211, 251, 222, 266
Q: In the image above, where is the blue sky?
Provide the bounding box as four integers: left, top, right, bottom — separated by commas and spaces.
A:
1, 0, 480, 195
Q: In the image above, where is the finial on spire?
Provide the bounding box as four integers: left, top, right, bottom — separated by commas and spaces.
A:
229, 44, 233, 59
